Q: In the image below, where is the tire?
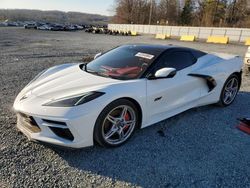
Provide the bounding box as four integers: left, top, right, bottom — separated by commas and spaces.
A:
217, 74, 240, 107
94, 99, 139, 147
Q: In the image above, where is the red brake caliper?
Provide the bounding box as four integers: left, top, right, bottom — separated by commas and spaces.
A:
123, 112, 130, 131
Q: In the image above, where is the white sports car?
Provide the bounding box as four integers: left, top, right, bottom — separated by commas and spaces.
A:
13, 44, 243, 148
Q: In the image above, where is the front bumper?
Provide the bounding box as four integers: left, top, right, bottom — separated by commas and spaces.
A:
13, 91, 104, 149
15, 110, 97, 148
13, 85, 111, 148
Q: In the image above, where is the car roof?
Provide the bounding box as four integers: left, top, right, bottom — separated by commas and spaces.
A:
122, 44, 175, 53
120, 44, 206, 59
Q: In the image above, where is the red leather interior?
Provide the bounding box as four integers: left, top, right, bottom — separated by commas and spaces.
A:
102, 66, 141, 78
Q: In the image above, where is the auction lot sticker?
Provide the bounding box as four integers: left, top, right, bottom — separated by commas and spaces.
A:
135, 52, 154, 60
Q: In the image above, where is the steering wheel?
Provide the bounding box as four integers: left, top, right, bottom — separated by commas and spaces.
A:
141, 63, 148, 70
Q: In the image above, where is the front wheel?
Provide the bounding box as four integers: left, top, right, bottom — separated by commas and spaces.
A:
218, 74, 240, 106
94, 99, 139, 147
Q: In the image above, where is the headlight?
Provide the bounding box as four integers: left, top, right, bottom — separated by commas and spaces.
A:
43, 92, 105, 107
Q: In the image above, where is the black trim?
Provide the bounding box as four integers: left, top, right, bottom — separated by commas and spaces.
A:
42, 119, 67, 126
154, 96, 162, 101
49, 127, 74, 141
188, 73, 217, 92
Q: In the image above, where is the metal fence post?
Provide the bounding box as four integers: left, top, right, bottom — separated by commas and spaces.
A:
178, 27, 181, 37
198, 28, 201, 39
239, 29, 243, 42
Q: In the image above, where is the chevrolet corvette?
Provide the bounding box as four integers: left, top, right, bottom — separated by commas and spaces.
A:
13, 44, 243, 148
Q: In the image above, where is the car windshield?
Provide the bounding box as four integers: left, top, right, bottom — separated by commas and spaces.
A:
84, 45, 158, 80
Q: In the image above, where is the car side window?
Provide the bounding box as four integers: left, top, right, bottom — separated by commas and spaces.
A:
155, 51, 197, 71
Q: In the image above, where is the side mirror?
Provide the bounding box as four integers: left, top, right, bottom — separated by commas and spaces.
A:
94, 52, 102, 59
149, 68, 176, 80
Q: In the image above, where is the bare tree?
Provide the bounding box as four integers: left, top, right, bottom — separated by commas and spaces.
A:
111, 0, 250, 27
227, 0, 249, 27
157, 0, 179, 25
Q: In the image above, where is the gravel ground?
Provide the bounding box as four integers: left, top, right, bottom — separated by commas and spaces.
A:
0, 27, 250, 188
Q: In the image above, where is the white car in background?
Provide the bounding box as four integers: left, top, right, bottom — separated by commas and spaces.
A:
13, 44, 243, 148
37, 24, 52, 30
244, 46, 250, 72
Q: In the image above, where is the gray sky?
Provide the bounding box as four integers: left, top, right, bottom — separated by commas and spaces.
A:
0, 0, 115, 16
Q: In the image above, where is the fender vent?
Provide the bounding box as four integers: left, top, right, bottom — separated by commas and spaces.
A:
188, 73, 217, 92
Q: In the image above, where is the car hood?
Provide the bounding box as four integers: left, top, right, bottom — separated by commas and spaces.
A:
24, 63, 120, 99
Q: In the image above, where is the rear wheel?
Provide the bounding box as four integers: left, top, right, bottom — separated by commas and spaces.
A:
218, 74, 240, 106
94, 99, 139, 147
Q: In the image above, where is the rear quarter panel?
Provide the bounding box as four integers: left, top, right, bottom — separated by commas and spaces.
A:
193, 54, 243, 106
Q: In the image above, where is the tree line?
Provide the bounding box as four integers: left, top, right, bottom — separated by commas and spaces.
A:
112, 0, 250, 28
0, 9, 109, 25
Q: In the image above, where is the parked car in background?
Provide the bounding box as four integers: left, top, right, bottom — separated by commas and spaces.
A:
64, 25, 76, 31
50, 24, 64, 31
37, 24, 51, 30
244, 46, 250, 72
5, 22, 19, 27
74, 25, 84, 30
24, 23, 37, 29
1, 21, 107, 33
16, 21, 26, 27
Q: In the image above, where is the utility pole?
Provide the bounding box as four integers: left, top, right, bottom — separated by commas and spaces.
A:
148, 0, 153, 25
